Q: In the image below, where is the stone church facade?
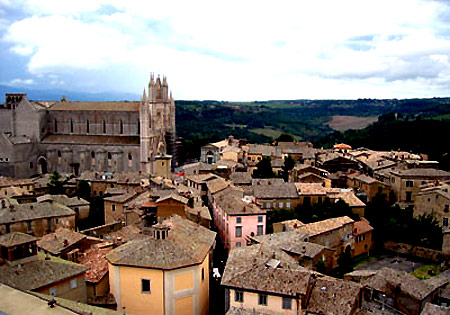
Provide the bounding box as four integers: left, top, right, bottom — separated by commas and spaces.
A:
0, 74, 175, 178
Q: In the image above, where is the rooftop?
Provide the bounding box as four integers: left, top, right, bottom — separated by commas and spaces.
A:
306, 277, 360, 315
37, 228, 86, 256
364, 267, 444, 300
37, 194, 89, 207
297, 216, 354, 237
221, 244, 311, 296
0, 202, 74, 224
78, 246, 111, 283
0, 256, 88, 291
253, 181, 298, 199
251, 231, 326, 259
0, 232, 39, 247
50, 101, 140, 112
106, 215, 216, 270
230, 172, 252, 185
390, 168, 450, 178
215, 187, 266, 216
353, 218, 374, 235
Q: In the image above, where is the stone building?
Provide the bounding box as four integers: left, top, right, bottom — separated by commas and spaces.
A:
0, 74, 176, 178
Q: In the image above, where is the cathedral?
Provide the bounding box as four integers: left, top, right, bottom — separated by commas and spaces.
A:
0, 74, 176, 178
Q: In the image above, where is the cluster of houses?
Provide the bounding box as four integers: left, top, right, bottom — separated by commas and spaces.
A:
0, 136, 449, 314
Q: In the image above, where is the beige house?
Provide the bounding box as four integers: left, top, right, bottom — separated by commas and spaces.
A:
37, 194, 90, 220
106, 216, 216, 315
0, 199, 75, 237
253, 179, 299, 210
222, 243, 361, 315
389, 169, 450, 206
414, 182, 450, 228
0, 232, 88, 302
274, 216, 355, 268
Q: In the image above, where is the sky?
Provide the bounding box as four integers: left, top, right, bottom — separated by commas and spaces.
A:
1, 0, 450, 101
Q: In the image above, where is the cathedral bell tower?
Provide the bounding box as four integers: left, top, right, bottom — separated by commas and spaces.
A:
139, 73, 176, 175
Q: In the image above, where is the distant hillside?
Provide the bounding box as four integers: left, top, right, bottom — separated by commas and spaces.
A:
0, 85, 140, 102
175, 98, 450, 164
313, 113, 450, 170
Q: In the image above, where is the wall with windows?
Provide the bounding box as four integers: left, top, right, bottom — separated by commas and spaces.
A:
229, 288, 301, 314
414, 190, 450, 228
108, 254, 210, 315
109, 265, 164, 315
38, 274, 87, 303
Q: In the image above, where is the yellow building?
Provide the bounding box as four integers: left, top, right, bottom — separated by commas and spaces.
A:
106, 215, 216, 315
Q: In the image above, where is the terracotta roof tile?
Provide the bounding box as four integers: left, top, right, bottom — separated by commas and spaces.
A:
79, 247, 111, 283
37, 228, 86, 256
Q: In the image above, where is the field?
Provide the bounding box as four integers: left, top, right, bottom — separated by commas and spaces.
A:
326, 115, 378, 132
250, 128, 283, 139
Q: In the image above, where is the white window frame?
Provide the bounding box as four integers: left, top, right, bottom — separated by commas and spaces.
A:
70, 279, 77, 289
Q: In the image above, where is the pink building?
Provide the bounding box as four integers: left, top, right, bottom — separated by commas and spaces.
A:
212, 186, 266, 251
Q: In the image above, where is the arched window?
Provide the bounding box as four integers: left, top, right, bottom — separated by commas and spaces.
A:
86, 120, 90, 133
108, 152, 112, 160
70, 119, 74, 133
128, 153, 132, 160
103, 120, 106, 134
120, 119, 123, 134
91, 151, 95, 158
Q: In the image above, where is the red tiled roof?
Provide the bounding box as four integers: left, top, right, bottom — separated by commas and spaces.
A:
79, 247, 112, 283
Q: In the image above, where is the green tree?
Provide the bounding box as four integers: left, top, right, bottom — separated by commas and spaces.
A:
277, 133, 294, 142
252, 157, 275, 178
281, 155, 295, 182
48, 171, 65, 195
76, 180, 91, 201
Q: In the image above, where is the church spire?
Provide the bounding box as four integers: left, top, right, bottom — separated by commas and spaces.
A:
141, 88, 147, 102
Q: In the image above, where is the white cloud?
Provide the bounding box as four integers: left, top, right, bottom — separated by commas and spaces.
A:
10, 78, 34, 85
1, 0, 450, 99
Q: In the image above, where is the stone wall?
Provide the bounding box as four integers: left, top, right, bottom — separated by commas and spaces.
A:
383, 241, 450, 262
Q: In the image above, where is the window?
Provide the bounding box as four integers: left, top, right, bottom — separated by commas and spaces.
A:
406, 192, 412, 202
202, 268, 205, 281
236, 242, 241, 247
279, 202, 284, 208
120, 119, 124, 134
112, 204, 116, 212
70, 279, 77, 289
445, 205, 449, 213
70, 119, 74, 133
50, 287, 57, 296
128, 153, 132, 160
235, 226, 242, 237
108, 152, 112, 160
257, 225, 263, 236
141, 279, 151, 293
391, 177, 395, 183
86, 120, 90, 133
91, 151, 95, 158
57, 150, 62, 158
286, 202, 291, 209
406, 180, 413, 188
137, 121, 140, 134
258, 294, 267, 306
236, 217, 242, 224
282, 297, 292, 310
258, 216, 263, 223
29, 162, 33, 169
266, 202, 271, 209
235, 290, 243, 303
444, 218, 449, 227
